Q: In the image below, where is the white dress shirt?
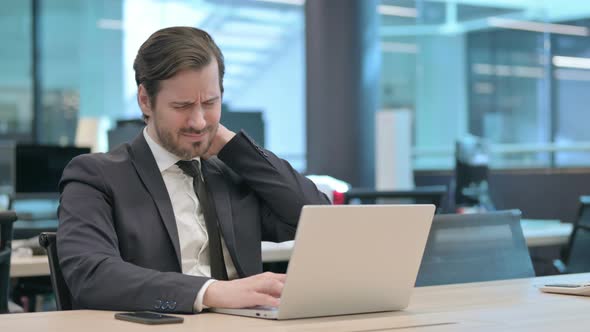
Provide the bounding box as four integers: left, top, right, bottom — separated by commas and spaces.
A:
143, 128, 238, 311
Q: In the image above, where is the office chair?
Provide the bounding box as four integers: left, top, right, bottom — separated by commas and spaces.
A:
416, 210, 534, 286
0, 211, 18, 314
557, 196, 590, 274
39, 232, 72, 310
343, 185, 447, 213
454, 135, 495, 211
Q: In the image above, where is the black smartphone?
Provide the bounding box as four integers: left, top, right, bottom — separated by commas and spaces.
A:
114, 311, 184, 325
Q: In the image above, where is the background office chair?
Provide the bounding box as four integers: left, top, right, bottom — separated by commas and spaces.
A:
555, 196, 590, 274
0, 211, 18, 313
454, 135, 495, 212
416, 210, 534, 286
39, 232, 72, 310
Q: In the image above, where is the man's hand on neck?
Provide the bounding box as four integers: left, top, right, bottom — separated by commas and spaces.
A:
202, 124, 236, 159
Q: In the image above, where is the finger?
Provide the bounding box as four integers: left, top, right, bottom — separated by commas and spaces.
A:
274, 273, 287, 283
262, 272, 287, 282
258, 278, 284, 298
252, 292, 281, 307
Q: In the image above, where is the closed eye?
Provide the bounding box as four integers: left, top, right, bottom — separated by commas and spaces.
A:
203, 97, 220, 106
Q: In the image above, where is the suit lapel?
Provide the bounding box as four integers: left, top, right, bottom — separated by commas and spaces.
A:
201, 158, 244, 276
129, 134, 182, 268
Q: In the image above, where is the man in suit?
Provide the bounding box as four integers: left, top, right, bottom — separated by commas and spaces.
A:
57, 26, 330, 314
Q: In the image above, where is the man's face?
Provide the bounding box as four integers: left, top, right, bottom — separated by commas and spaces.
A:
140, 60, 222, 160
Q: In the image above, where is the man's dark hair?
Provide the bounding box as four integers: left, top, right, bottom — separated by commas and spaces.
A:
133, 26, 225, 121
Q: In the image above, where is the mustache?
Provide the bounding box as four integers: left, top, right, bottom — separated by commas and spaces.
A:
179, 127, 210, 135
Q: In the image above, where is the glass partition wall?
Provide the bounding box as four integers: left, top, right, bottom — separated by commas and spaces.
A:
379, 0, 590, 169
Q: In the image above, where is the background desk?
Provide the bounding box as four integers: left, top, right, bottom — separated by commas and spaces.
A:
260, 220, 574, 263
521, 219, 573, 247
9, 256, 49, 278
1, 273, 590, 331
11, 220, 574, 277
11, 242, 297, 278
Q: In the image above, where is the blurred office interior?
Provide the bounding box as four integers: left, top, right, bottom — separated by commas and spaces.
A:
2, 1, 590, 218
3, 0, 590, 311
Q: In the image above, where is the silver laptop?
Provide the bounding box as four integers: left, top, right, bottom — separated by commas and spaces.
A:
211, 204, 435, 320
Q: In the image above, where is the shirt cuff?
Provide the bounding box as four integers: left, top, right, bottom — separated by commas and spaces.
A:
194, 279, 217, 312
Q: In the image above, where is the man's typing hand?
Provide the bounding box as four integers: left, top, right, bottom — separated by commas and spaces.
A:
203, 272, 286, 308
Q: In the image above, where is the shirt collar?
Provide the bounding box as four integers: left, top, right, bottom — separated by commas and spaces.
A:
143, 127, 201, 173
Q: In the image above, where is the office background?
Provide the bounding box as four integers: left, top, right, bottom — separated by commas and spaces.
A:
2, 0, 590, 221
3, 0, 590, 316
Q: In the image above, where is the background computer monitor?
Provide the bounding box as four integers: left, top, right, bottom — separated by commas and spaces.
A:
222, 111, 265, 147
15, 144, 91, 198
107, 119, 145, 151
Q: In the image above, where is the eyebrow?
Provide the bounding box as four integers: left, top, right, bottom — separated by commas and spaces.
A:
170, 101, 195, 107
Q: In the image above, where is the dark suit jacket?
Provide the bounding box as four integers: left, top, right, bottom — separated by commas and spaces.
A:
57, 130, 330, 313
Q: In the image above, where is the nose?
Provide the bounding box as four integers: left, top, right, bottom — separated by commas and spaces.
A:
187, 107, 206, 131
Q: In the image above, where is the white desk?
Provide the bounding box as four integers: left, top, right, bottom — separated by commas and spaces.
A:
260, 220, 575, 262
10, 220, 574, 277
521, 219, 573, 247
261, 241, 295, 262
9, 255, 49, 278
11, 243, 294, 278
2, 273, 590, 331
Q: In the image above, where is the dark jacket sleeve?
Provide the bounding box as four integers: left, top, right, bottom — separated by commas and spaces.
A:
57, 155, 207, 313
217, 131, 331, 242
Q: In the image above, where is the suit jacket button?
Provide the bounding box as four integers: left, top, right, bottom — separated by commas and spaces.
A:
162, 301, 170, 310
170, 301, 177, 310
154, 300, 162, 309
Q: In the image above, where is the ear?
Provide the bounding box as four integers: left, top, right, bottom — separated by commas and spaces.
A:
137, 84, 153, 119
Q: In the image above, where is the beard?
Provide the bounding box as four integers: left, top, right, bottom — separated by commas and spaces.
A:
155, 121, 218, 160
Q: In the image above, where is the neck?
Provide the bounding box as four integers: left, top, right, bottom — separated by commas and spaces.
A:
146, 122, 161, 146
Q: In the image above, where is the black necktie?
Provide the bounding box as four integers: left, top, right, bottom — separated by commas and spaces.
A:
176, 160, 228, 280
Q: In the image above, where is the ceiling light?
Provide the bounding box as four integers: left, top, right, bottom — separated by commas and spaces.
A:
553, 55, 590, 69
254, 0, 304, 5
378, 5, 417, 18
488, 18, 589, 36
